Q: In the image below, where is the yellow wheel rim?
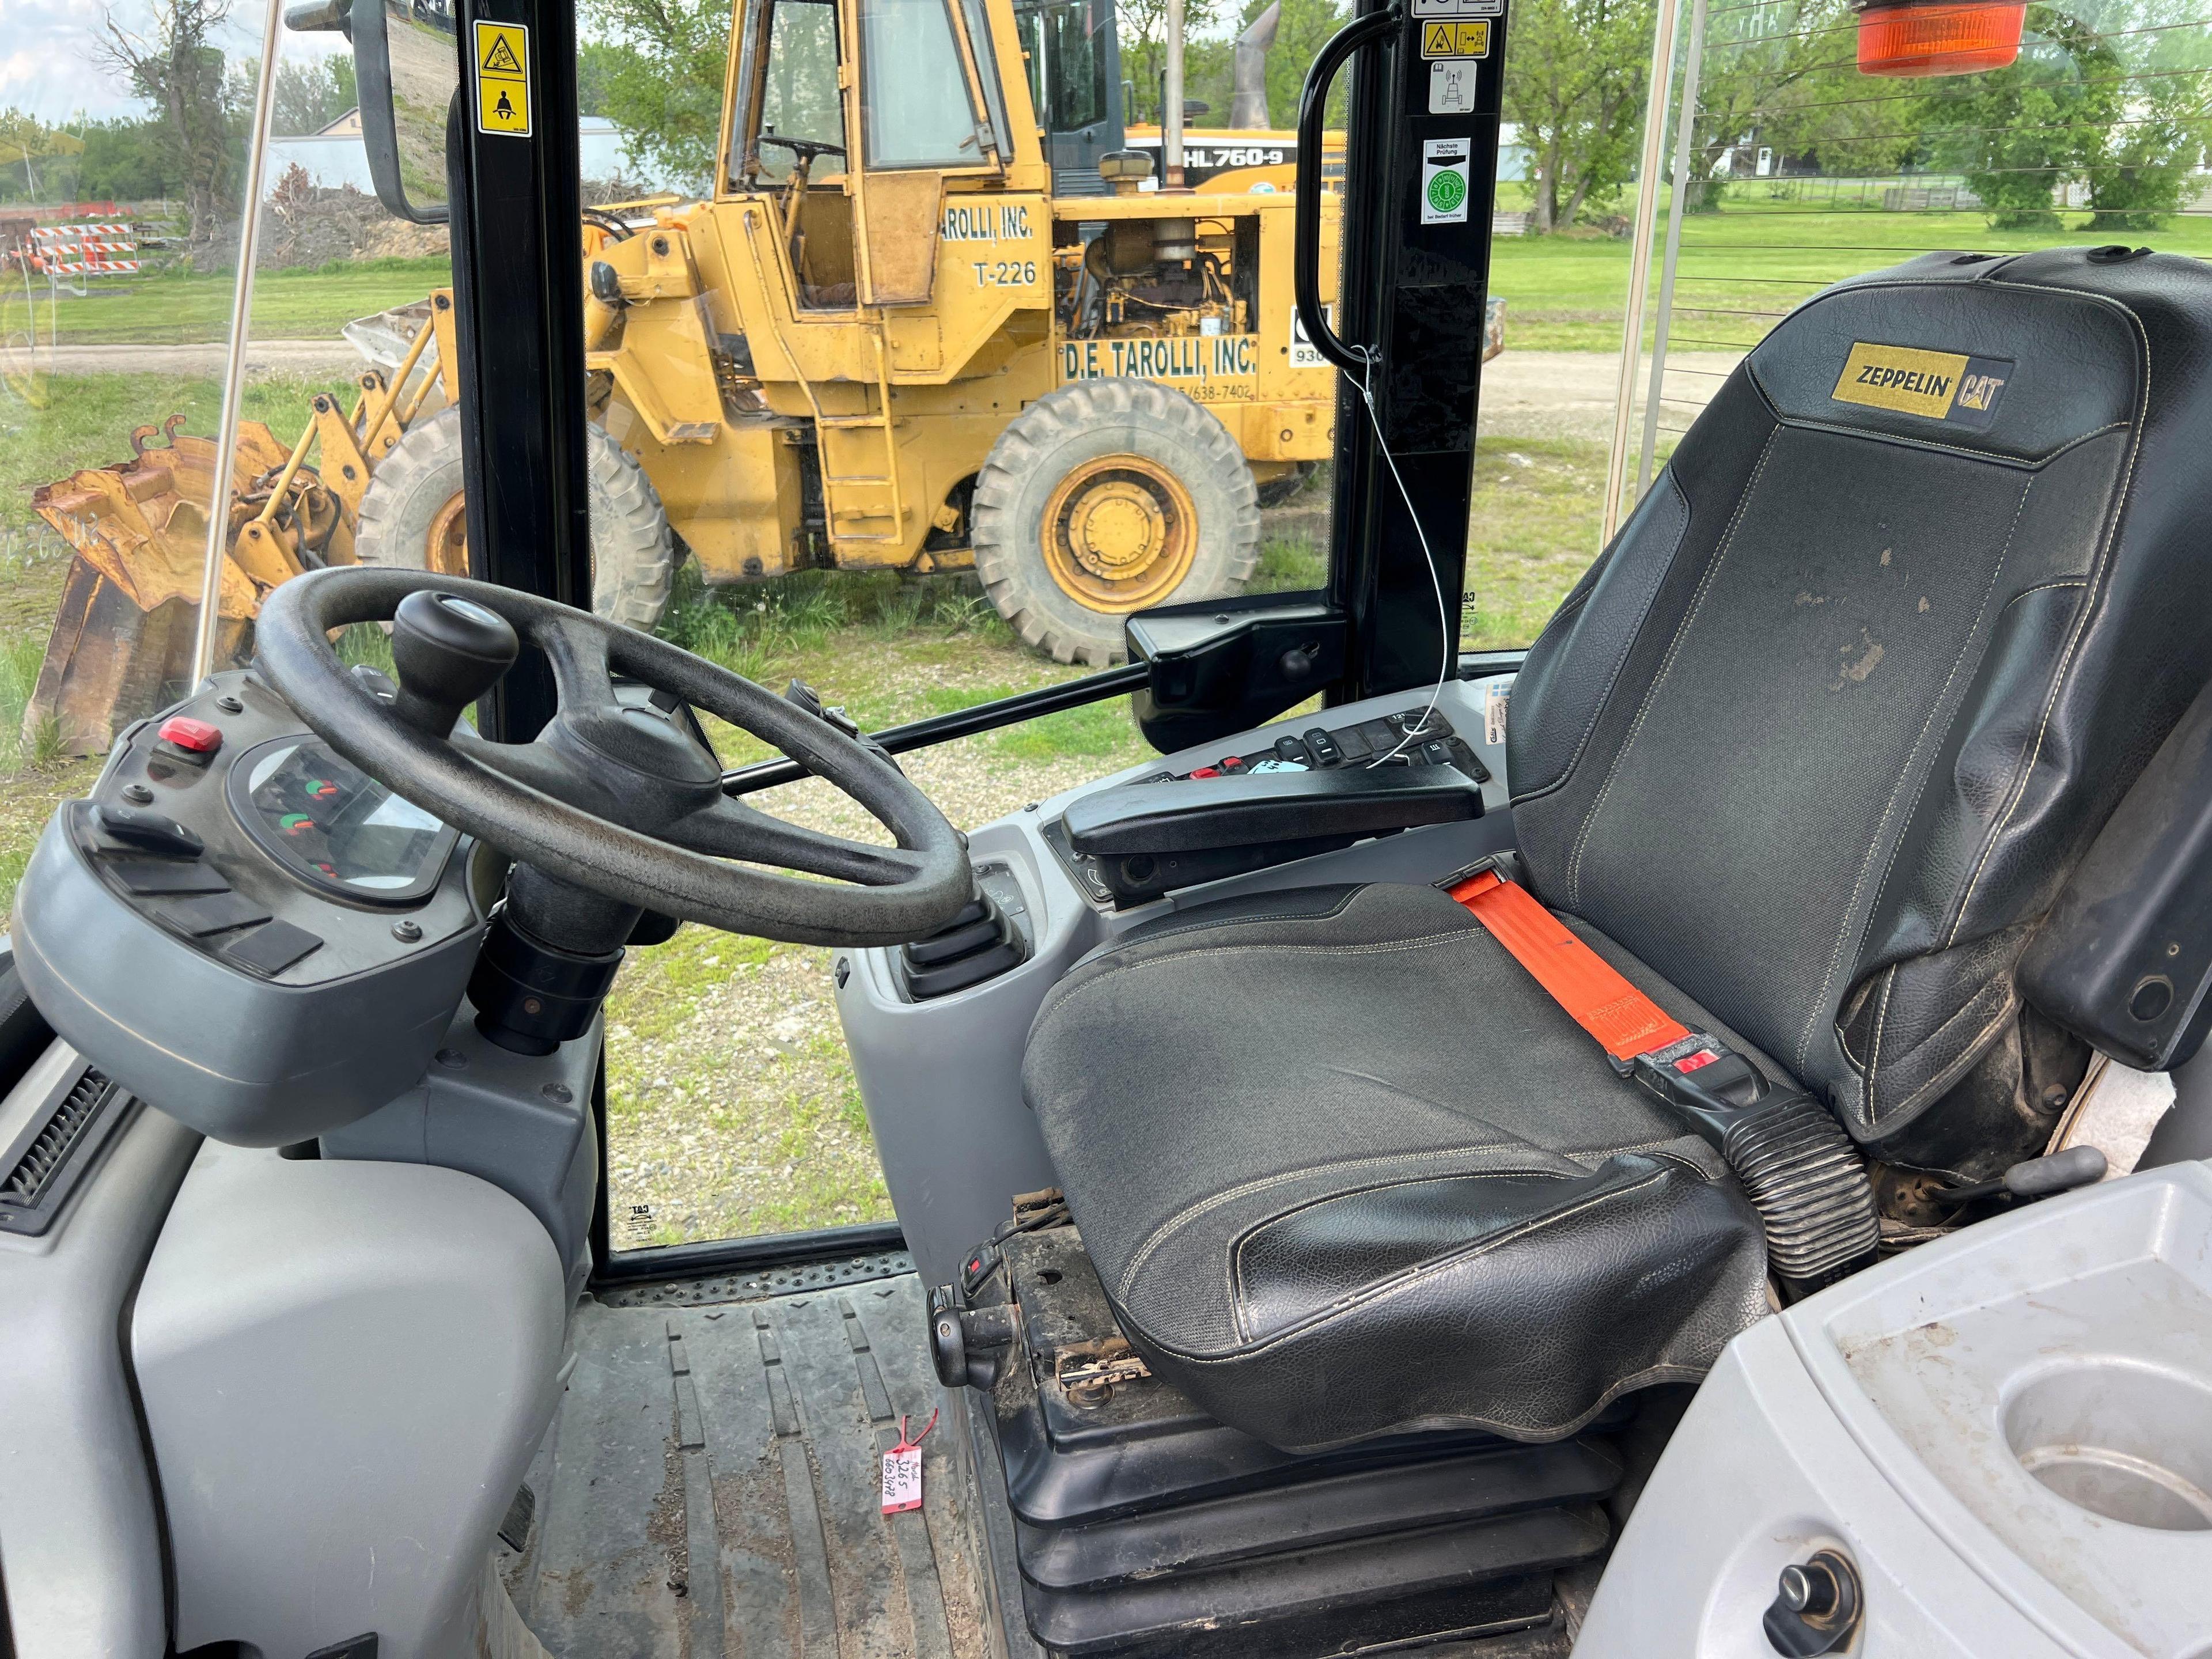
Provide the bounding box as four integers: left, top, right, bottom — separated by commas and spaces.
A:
1040, 456, 1199, 612
426, 491, 469, 577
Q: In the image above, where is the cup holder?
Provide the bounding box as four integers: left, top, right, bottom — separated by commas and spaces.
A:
2003, 1361, 2212, 1532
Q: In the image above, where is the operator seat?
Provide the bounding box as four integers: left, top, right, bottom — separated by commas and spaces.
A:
1022, 248, 2212, 1454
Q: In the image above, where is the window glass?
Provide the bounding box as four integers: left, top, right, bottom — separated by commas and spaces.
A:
600, 0, 1358, 1248
960, 0, 1014, 156
757, 0, 847, 179
0, 0, 411, 918
1035, 0, 1108, 131
1489, 0, 2212, 649
860, 0, 982, 166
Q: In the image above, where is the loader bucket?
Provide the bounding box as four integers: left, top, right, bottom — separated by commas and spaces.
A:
25, 421, 291, 757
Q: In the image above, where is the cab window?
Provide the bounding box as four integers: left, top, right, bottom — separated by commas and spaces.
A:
859, 0, 984, 167
1017, 0, 1107, 132
754, 0, 846, 180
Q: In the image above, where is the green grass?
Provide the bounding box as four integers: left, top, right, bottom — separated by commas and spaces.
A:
605, 924, 778, 1047
1465, 436, 1609, 647
1488, 188, 2212, 354
20, 256, 454, 347
0, 622, 100, 914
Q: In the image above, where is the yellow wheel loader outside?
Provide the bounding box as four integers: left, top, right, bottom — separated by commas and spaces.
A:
29, 0, 1502, 751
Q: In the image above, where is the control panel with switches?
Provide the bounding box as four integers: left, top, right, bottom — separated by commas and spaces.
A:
1043, 709, 1488, 910
1138, 708, 1490, 785
12, 668, 488, 1145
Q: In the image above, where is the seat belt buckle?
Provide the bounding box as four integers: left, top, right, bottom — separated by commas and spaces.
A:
1630, 1032, 1770, 1147
1435, 849, 1526, 895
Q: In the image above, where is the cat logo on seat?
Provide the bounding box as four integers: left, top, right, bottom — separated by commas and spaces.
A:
1832, 342, 2012, 429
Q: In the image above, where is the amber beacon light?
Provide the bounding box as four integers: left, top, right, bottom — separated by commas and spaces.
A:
1855, 0, 2026, 75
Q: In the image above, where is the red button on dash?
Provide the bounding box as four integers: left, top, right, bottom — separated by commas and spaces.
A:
157, 716, 223, 755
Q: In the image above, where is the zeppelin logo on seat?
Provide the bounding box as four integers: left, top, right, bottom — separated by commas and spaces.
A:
1831, 342, 2012, 429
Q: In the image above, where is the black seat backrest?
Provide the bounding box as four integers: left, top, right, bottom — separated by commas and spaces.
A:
1507, 247, 2212, 1178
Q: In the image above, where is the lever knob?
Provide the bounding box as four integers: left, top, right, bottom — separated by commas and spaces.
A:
389, 589, 518, 738
1763, 1549, 1862, 1656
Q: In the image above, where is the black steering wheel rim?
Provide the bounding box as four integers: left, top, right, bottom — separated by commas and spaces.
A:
254, 567, 972, 948
757, 132, 846, 158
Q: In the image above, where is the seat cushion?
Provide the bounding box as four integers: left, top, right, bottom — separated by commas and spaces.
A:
1022, 882, 1771, 1453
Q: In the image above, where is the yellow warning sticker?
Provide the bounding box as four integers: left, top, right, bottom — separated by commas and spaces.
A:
1421, 20, 1490, 58
474, 20, 532, 137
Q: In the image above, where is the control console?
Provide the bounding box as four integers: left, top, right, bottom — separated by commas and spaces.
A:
1144, 706, 1489, 783
1044, 707, 1490, 908
13, 669, 487, 1147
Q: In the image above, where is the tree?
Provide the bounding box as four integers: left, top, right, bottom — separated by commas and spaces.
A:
579, 0, 733, 191
1116, 0, 1227, 124
271, 52, 358, 137
73, 116, 184, 203
1500, 0, 1653, 232
1914, 7, 2119, 227
0, 112, 88, 202
94, 0, 241, 241
2075, 0, 2212, 229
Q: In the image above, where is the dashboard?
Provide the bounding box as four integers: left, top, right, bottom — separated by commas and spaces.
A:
12, 669, 488, 1147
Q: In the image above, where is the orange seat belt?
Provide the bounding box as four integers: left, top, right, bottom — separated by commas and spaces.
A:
1445, 863, 1882, 1289
1445, 868, 1692, 1064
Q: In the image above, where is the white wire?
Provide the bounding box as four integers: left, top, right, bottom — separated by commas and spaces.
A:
1349, 344, 1452, 768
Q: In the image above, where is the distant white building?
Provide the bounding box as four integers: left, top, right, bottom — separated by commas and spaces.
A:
267, 112, 634, 195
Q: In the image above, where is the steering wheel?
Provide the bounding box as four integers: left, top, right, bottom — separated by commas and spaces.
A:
253, 567, 972, 948
757, 132, 846, 162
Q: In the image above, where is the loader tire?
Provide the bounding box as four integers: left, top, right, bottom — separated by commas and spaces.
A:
971, 380, 1259, 667
354, 404, 677, 631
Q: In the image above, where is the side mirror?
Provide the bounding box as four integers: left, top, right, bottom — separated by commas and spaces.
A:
287, 0, 456, 226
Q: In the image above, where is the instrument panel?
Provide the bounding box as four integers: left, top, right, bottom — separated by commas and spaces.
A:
13, 669, 488, 1146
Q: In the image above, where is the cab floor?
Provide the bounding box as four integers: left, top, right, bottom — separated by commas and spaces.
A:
500, 1271, 992, 1659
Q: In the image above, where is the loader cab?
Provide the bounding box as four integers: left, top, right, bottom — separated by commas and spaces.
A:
10, 0, 2212, 1655
1012, 0, 1126, 195
721, 0, 1035, 309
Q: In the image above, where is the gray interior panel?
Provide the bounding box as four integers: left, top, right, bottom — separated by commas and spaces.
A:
12, 818, 483, 1147
503, 1272, 990, 1659
132, 1140, 569, 1659
0, 1088, 197, 1659
321, 1004, 601, 1302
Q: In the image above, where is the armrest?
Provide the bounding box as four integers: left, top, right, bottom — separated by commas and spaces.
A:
2020, 677, 2212, 1070
1064, 764, 1482, 857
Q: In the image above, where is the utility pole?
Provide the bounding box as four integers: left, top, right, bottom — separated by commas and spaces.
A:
1156, 0, 1195, 263
1162, 0, 1186, 188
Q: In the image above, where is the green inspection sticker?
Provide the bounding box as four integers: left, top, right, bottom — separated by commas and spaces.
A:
1421, 137, 1471, 225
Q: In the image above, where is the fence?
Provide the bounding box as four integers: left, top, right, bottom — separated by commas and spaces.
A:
1603, 0, 2212, 540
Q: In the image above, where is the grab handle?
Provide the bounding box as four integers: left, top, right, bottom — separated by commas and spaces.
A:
1294, 6, 1399, 376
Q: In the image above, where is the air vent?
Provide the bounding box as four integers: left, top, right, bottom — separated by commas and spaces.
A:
0, 1065, 124, 1237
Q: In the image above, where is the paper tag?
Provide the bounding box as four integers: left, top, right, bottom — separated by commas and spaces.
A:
881, 1445, 923, 1513
1484, 681, 1511, 747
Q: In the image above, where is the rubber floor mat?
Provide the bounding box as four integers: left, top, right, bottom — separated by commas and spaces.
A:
502, 1274, 991, 1659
